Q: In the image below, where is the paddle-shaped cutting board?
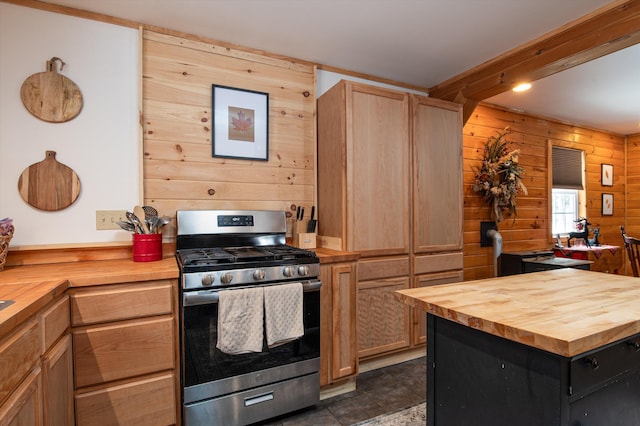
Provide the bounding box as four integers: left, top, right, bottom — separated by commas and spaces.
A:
17, 151, 81, 211
20, 57, 83, 123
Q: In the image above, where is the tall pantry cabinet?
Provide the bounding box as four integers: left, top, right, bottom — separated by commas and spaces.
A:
317, 80, 463, 359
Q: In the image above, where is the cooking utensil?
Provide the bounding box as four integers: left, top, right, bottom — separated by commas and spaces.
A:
126, 211, 145, 234
17, 151, 81, 211
307, 206, 316, 232
116, 220, 136, 232
142, 205, 158, 219
20, 57, 83, 123
133, 206, 150, 234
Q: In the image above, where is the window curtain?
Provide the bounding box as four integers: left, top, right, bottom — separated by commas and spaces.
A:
552, 146, 584, 190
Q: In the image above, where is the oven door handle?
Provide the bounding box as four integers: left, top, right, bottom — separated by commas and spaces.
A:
183, 280, 322, 307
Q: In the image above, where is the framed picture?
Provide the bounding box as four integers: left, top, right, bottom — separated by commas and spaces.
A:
212, 84, 269, 161
602, 193, 613, 216
601, 163, 613, 186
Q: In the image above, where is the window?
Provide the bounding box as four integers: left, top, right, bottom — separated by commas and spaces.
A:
552, 189, 579, 235
551, 147, 585, 236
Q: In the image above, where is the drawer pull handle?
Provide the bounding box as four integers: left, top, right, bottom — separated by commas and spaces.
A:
584, 357, 599, 370
627, 341, 640, 351
245, 392, 274, 407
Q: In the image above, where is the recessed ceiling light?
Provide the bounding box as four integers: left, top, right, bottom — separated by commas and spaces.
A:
512, 83, 532, 92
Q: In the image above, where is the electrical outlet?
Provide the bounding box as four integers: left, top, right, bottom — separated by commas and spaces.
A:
96, 210, 128, 230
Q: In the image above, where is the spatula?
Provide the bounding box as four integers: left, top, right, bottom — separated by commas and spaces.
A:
134, 205, 149, 234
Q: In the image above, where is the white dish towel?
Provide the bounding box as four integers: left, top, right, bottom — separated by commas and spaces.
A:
264, 282, 304, 348
216, 287, 264, 355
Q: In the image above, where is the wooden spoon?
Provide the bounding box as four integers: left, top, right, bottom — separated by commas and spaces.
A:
133, 206, 149, 234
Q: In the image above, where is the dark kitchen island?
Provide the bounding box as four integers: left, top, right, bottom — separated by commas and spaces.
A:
395, 268, 640, 426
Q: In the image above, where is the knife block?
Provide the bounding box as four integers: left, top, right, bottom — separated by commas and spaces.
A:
293, 220, 316, 249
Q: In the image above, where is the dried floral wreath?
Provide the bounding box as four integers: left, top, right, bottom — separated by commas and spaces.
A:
472, 128, 528, 223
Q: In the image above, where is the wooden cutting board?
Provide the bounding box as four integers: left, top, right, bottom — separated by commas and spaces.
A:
17, 151, 81, 211
20, 57, 83, 123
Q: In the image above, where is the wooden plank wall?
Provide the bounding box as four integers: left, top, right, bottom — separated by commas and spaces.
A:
463, 104, 626, 280
626, 133, 640, 238
142, 30, 317, 237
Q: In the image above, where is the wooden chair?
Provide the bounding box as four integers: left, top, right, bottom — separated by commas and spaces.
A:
621, 226, 640, 277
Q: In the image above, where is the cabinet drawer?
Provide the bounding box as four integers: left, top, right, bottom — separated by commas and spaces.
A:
414, 252, 463, 275
73, 316, 174, 388
75, 372, 176, 426
0, 319, 40, 404
358, 257, 409, 281
570, 336, 640, 399
70, 281, 173, 326
39, 295, 70, 353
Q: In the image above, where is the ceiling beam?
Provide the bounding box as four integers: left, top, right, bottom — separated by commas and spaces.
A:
428, 0, 640, 120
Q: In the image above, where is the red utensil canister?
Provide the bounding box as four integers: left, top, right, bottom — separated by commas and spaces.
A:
132, 233, 162, 262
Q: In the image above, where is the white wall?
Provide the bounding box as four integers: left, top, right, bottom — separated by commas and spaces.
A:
0, 3, 140, 247
316, 70, 428, 97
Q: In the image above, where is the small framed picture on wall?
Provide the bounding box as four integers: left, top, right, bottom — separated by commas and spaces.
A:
601, 164, 613, 186
602, 193, 614, 216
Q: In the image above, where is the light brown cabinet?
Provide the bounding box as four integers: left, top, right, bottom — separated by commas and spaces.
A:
412, 270, 464, 345
0, 295, 72, 426
318, 80, 410, 257
318, 80, 463, 360
320, 261, 358, 386
69, 279, 178, 426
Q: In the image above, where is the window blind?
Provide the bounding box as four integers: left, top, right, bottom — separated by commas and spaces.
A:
552, 146, 584, 190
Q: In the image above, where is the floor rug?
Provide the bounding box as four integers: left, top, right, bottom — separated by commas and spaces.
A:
355, 402, 426, 425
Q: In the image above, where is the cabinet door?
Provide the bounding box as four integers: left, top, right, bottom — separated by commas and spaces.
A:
331, 263, 358, 381
349, 84, 410, 255
412, 95, 463, 253
0, 367, 42, 426
412, 270, 464, 345
0, 319, 40, 405
357, 277, 410, 358
42, 335, 73, 426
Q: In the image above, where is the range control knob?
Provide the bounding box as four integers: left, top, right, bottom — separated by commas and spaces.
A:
220, 272, 234, 284
202, 274, 215, 286
253, 269, 266, 281
298, 265, 310, 276
283, 266, 296, 278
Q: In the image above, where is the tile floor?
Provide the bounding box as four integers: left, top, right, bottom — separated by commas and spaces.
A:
255, 356, 427, 426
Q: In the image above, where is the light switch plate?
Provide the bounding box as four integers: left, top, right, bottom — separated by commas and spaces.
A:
96, 210, 128, 230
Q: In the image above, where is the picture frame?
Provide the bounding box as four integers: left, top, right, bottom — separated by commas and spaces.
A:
601, 163, 613, 186
602, 193, 613, 216
212, 84, 269, 161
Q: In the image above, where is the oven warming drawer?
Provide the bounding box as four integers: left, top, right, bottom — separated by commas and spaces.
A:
184, 372, 319, 426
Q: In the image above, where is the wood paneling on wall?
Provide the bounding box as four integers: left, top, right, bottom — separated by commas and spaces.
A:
142, 30, 316, 231
463, 104, 625, 280
626, 133, 640, 237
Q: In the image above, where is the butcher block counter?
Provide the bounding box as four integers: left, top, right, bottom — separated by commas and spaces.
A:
0, 257, 178, 339
396, 269, 640, 426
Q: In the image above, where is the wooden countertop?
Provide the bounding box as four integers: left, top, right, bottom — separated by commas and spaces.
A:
0, 248, 354, 340
395, 269, 640, 357
0, 257, 179, 339
314, 247, 360, 263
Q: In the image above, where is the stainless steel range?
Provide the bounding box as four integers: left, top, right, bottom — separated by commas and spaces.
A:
176, 210, 321, 426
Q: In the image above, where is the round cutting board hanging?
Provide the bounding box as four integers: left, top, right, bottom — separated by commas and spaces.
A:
20, 57, 83, 123
17, 151, 81, 211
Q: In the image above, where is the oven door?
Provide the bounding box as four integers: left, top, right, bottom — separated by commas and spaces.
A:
181, 280, 321, 405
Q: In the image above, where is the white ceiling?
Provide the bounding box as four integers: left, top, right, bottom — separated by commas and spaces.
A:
40, 0, 640, 135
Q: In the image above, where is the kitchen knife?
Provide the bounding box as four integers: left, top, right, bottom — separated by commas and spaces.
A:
296, 206, 301, 221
